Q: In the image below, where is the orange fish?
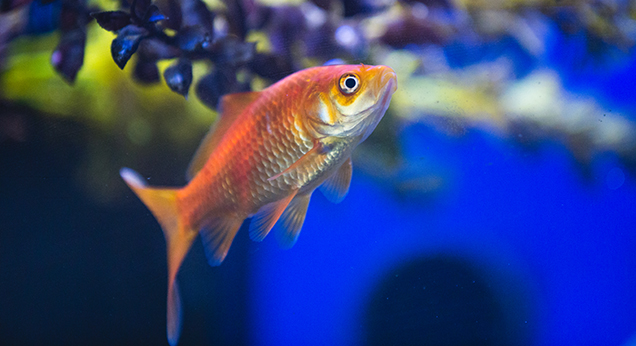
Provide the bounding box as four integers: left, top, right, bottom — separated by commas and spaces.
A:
120, 64, 397, 345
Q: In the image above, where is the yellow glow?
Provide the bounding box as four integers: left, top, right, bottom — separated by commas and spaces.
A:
1, 23, 217, 144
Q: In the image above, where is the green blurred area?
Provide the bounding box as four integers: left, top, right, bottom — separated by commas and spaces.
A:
2, 24, 216, 136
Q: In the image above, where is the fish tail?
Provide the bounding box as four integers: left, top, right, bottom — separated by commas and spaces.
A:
120, 168, 197, 346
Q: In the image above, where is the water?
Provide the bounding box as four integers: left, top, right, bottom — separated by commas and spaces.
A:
1, 1, 636, 345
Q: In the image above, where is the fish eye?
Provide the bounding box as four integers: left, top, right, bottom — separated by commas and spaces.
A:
338, 73, 360, 95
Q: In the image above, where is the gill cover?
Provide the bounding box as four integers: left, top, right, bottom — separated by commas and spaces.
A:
310, 65, 397, 139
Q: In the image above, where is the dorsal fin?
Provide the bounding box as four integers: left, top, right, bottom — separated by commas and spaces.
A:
186, 91, 261, 181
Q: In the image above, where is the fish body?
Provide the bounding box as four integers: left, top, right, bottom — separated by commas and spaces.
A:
120, 64, 397, 345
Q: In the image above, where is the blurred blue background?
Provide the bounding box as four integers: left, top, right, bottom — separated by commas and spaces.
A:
249, 125, 636, 346
1, 0, 636, 345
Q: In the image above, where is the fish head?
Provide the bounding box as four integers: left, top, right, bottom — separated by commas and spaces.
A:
305, 64, 397, 141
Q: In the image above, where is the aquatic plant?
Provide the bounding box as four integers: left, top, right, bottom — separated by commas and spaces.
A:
2, 0, 636, 200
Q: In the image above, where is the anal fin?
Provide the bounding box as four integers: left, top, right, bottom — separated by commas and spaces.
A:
200, 216, 245, 266
275, 191, 313, 249
249, 190, 298, 241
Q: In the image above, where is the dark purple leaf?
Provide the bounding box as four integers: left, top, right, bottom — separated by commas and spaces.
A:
223, 0, 247, 39
177, 26, 210, 52
163, 58, 193, 97
111, 24, 148, 69
342, 0, 377, 17
180, 0, 213, 31
245, 4, 272, 31
58, 0, 93, 32
196, 71, 229, 109
143, 4, 164, 23
134, 58, 160, 83
91, 11, 131, 32
248, 53, 294, 81
380, 14, 447, 47
59, 1, 80, 31
210, 36, 255, 67
51, 29, 86, 83
137, 38, 180, 60
1, 0, 33, 13
401, 0, 453, 8
161, 0, 182, 30
308, 0, 331, 11
196, 68, 250, 109
119, 0, 131, 9
303, 22, 337, 59
267, 6, 305, 55
131, 0, 150, 20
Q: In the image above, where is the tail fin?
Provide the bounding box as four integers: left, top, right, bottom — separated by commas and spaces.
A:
120, 168, 197, 346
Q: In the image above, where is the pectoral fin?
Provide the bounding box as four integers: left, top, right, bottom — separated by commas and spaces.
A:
268, 142, 324, 182
275, 191, 313, 249
319, 157, 352, 203
249, 190, 298, 241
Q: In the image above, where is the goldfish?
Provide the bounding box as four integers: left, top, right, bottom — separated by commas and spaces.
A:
120, 64, 397, 345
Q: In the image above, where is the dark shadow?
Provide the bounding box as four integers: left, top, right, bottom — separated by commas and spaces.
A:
365, 255, 522, 346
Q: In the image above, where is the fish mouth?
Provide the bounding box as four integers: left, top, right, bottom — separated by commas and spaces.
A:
356, 68, 397, 120
379, 68, 397, 96
346, 67, 397, 120
372, 66, 397, 100
377, 78, 396, 109
359, 76, 396, 141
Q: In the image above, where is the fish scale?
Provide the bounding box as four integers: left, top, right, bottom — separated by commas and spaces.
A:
187, 97, 294, 220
